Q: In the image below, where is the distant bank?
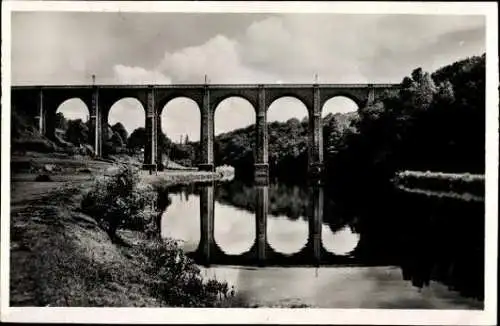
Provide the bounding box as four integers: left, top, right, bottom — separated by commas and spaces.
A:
10, 151, 234, 187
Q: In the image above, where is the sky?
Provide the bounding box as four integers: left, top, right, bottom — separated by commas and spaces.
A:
11, 12, 486, 141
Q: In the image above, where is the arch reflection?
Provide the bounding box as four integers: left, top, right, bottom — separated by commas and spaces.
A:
266, 184, 309, 256
160, 189, 200, 253
213, 182, 255, 256
195, 182, 364, 266
322, 225, 360, 256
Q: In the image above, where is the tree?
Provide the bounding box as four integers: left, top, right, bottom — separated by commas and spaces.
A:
111, 122, 128, 145
81, 165, 157, 241
127, 127, 146, 151
413, 71, 437, 112
110, 131, 124, 148
436, 80, 455, 104
323, 116, 342, 156
54, 112, 68, 131
158, 131, 172, 155
65, 119, 89, 146
329, 53, 486, 189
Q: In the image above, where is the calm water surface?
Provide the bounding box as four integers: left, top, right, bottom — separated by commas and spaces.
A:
160, 181, 484, 309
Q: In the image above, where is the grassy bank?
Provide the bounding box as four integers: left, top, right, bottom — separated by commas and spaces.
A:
393, 170, 485, 198
11, 151, 234, 186
142, 169, 233, 188
9, 159, 238, 307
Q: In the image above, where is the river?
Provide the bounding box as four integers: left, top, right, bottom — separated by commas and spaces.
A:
160, 180, 484, 309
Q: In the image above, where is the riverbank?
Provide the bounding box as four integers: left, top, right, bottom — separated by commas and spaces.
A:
142, 169, 233, 188
10, 152, 233, 186
9, 153, 237, 307
393, 170, 485, 200
10, 179, 160, 306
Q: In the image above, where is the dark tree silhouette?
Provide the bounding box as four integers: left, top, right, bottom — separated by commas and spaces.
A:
111, 122, 128, 146
64, 119, 89, 146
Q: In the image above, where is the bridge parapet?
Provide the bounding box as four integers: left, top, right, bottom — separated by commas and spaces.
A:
12, 83, 401, 91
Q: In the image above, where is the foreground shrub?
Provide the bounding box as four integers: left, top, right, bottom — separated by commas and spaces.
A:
139, 239, 235, 307
81, 165, 158, 240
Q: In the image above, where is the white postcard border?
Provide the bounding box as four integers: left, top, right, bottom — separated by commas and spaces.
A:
1, 1, 497, 325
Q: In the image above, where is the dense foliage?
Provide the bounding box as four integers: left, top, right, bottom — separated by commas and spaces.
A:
215, 181, 310, 219
329, 54, 485, 199
209, 113, 355, 182
140, 239, 235, 307
81, 165, 158, 240
65, 119, 90, 146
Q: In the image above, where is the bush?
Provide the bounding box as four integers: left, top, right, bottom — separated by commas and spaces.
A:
139, 239, 235, 307
81, 165, 158, 240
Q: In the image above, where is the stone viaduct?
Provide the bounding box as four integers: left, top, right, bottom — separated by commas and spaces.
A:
11, 83, 399, 181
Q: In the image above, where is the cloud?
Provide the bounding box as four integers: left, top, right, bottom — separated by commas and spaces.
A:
108, 65, 171, 133
113, 64, 172, 84
237, 15, 384, 82
157, 34, 275, 84
238, 14, 486, 83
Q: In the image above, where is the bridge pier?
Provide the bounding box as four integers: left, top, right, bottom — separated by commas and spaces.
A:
254, 164, 269, 185
44, 109, 57, 142
155, 113, 164, 171
199, 183, 215, 265
255, 185, 268, 264
89, 87, 102, 157
143, 87, 158, 171
199, 86, 215, 172
308, 85, 324, 182
254, 86, 269, 184
35, 88, 46, 136
308, 163, 324, 185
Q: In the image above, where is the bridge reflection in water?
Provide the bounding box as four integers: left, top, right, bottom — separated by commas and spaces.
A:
161, 180, 485, 306
187, 182, 362, 267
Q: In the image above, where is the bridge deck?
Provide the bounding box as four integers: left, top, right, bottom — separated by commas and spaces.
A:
11, 83, 400, 90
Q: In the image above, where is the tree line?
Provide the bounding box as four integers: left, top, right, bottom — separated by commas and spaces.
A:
328, 53, 485, 197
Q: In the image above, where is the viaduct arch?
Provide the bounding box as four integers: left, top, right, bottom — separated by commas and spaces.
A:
11, 83, 399, 182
